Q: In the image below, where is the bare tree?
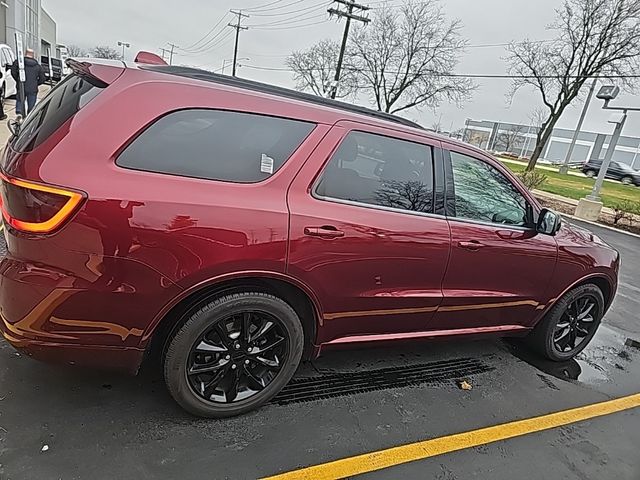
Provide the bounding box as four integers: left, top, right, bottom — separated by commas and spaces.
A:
528, 106, 547, 129
91, 46, 122, 60
66, 45, 87, 57
495, 125, 526, 153
507, 0, 640, 171
286, 39, 357, 98
348, 0, 474, 114
375, 180, 433, 213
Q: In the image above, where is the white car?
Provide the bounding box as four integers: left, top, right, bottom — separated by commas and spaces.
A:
0, 43, 17, 104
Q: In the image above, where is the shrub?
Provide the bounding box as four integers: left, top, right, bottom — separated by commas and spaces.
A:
517, 170, 548, 191
613, 200, 640, 225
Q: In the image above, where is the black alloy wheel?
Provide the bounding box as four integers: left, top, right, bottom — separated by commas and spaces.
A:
552, 294, 599, 354
164, 292, 304, 418
186, 311, 288, 403
527, 283, 604, 361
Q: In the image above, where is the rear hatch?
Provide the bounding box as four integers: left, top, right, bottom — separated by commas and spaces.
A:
1, 59, 124, 235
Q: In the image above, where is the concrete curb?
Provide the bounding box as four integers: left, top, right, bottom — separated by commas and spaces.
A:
561, 213, 640, 239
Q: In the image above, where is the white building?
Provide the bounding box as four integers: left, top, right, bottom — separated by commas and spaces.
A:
0, 0, 57, 57
464, 119, 640, 169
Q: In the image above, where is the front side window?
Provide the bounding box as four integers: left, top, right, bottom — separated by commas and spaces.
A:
117, 110, 315, 183
315, 131, 434, 214
449, 151, 529, 226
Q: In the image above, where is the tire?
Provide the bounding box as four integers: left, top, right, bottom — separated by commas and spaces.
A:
527, 284, 604, 361
584, 169, 596, 178
164, 292, 304, 418
621, 176, 633, 185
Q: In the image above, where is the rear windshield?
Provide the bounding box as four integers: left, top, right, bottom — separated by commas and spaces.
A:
11, 74, 104, 153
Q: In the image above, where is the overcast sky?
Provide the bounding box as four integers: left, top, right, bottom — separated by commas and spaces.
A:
43, 0, 640, 135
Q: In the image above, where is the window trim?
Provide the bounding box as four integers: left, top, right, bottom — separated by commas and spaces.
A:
311, 129, 438, 217
113, 107, 317, 185
443, 148, 536, 230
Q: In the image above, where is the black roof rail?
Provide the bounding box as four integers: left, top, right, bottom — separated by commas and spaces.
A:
138, 65, 423, 130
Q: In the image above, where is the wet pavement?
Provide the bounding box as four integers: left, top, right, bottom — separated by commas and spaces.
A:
0, 219, 639, 479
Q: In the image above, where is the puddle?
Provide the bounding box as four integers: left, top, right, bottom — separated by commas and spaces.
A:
507, 325, 637, 386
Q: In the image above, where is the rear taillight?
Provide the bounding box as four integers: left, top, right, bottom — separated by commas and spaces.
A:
0, 172, 84, 233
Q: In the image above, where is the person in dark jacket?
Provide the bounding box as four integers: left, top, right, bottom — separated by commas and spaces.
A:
11, 48, 45, 116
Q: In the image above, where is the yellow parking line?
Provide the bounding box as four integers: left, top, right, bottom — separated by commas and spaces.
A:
262, 392, 640, 480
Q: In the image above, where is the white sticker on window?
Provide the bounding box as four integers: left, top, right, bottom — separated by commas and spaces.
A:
261, 154, 274, 174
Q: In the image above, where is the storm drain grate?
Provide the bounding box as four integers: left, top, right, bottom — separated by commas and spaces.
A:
272, 357, 495, 405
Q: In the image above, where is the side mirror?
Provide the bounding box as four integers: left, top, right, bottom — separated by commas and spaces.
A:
536, 208, 562, 235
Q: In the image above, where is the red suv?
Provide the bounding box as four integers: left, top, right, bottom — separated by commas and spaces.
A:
0, 58, 619, 417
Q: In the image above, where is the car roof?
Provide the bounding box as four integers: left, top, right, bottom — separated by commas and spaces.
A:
74, 57, 483, 152
138, 64, 423, 130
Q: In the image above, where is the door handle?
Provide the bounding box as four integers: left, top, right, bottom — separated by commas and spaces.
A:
304, 226, 345, 239
458, 240, 484, 251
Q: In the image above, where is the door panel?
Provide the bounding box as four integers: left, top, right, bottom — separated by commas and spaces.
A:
435, 221, 557, 330
287, 122, 451, 345
433, 145, 558, 330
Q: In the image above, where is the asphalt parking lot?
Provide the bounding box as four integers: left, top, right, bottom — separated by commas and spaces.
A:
0, 219, 639, 479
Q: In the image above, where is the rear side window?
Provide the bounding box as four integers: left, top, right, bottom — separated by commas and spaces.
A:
116, 110, 315, 183
12, 74, 103, 152
315, 131, 434, 214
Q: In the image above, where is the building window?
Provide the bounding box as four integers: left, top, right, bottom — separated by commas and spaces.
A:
25, 0, 38, 52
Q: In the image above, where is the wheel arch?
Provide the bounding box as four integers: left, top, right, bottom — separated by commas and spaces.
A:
142, 272, 323, 363
536, 273, 615, 327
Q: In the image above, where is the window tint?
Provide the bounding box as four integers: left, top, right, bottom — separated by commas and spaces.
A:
117, 110, 314, 183
12, 74, 103, 153
315, 131, 434, 213
450, 151, 529, 226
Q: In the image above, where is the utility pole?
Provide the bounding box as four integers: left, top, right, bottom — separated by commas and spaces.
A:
167, 43, 178, 65
229, 10, 249, 77
559, 78, 598, 174
328, 0, 370, 99
159, 47, 170, 62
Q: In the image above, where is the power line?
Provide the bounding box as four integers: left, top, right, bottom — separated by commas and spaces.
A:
249, 12, 328, 28
176, 31, 234, 57
251, 18, 330, 30
229, 10, 250, 76
245, 0, 309, 13
179, 28, 232, 54
250, 1, 329, 17
181, 13, 231, 51
240, 64, 640, 79
328, 0, 370, 99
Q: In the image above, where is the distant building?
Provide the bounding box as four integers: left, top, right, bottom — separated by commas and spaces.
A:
0, 0, 57, 57
464, 119, 640, 169
39, 6, 55, 56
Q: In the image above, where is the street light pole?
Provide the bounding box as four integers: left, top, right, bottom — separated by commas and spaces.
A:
574, 85, 640, 221
117, 41, 130, 60
586, 110, 627, 201
559, 78, 597, 174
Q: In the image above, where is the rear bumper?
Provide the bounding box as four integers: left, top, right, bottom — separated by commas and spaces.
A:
1, 326, 144, 374
0, 246, 181, 374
